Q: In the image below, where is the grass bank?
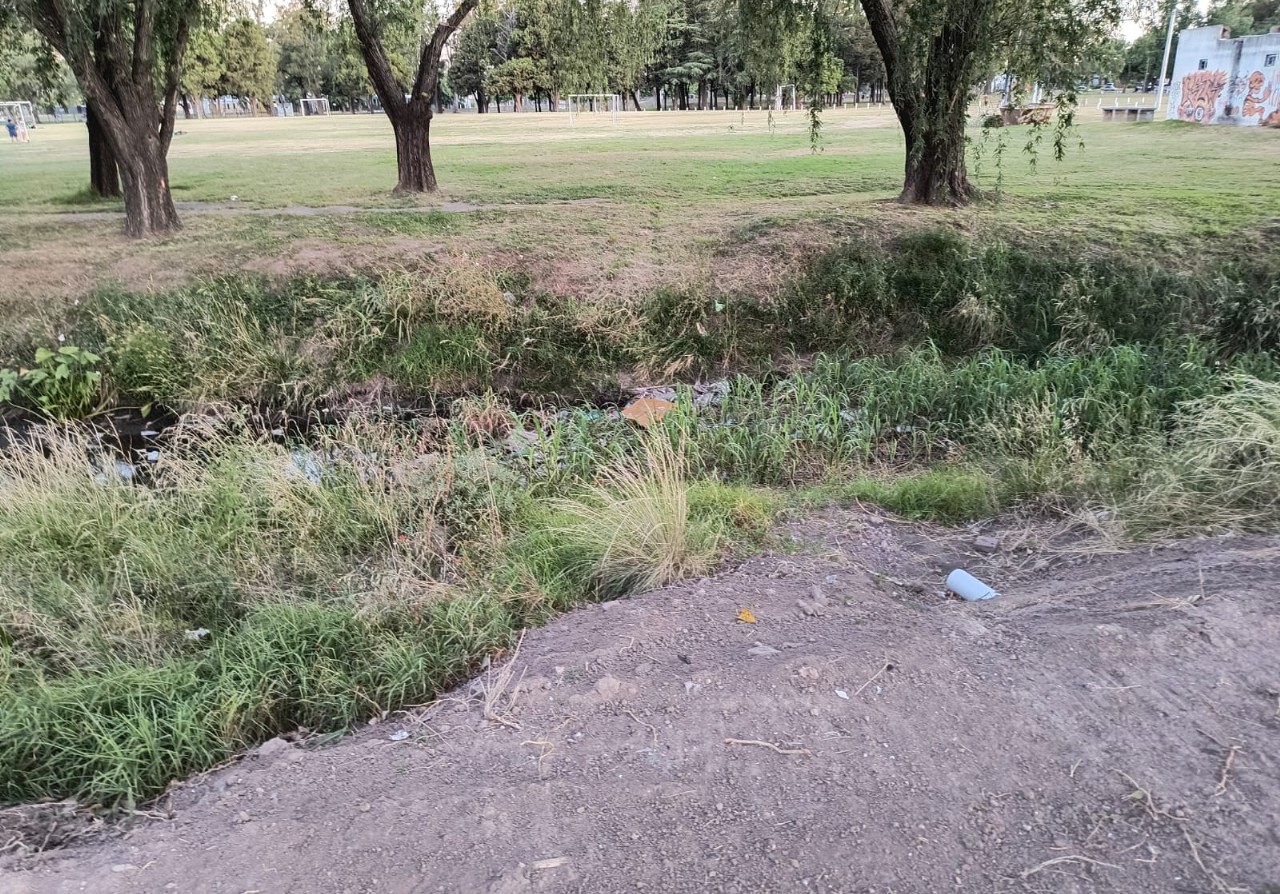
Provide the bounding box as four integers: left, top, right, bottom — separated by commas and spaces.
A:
2, 227, 1277, 416
5, 341, 1280, 806
4, 225, 1280, 810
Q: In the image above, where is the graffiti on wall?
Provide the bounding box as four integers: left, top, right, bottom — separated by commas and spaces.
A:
1178, 70, 1228, 122
1241, 70, 1280, 124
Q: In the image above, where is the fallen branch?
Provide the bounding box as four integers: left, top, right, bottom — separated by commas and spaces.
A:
724, 738, 810, 756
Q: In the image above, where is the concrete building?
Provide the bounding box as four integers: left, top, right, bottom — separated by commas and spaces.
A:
1166, 25, 1280, 126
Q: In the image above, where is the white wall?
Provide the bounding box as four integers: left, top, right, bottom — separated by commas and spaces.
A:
1166, 25, 1280, 126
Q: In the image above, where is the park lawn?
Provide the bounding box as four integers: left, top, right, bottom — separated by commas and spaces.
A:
0, 109, 1277, 325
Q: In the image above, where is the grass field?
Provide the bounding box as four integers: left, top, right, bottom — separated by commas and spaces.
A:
1, 109, 1278, 310
3, 106, 1280, 810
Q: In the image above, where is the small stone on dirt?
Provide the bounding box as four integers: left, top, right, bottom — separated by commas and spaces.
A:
973, 535, 1001, 554
796, 599, 824, 617
110, 864, 137, 873
809, 585, 829, 606
360, 803, 372, 813
747, 644, 781, 657
254, 736, 293, 758
234, 811, 251, 824
595, 676, 622, 698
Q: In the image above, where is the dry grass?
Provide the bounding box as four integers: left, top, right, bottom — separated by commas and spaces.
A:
1114, 376, 1280, 537
549, 436, 720, 594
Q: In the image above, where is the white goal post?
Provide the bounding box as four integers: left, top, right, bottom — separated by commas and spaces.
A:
567, 93, 619, 127
774, 84, 797, 111
0, 101, 36, 129
298, 97, 331, 116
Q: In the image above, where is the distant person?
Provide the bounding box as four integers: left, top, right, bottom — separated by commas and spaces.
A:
5, 118, 17, 143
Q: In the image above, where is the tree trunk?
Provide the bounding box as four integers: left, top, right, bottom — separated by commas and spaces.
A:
630, 90, 642, 112
117, 132, 182, 236
858, 0, 989, 206
387, 100, 437, 193
87, 104, 121, 199
898, 120, 973, 205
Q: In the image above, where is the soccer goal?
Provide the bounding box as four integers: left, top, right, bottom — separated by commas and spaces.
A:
774, 84, 797, 111
0, 101, 36, 129
298, 97, 331, 116
567, 93, 619, 127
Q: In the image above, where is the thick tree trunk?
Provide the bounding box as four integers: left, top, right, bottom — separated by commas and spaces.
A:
387, 102, 437, 193
87, 105, 121, 199
117, 133, 182, 236
630, 90, 642, 112
899, 124, 973, 204
858, 0, 989, 206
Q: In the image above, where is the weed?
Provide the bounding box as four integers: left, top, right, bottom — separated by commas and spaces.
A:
1114, 376, 1280, 537
2, 346, 106, 419
546, 438, 721, 596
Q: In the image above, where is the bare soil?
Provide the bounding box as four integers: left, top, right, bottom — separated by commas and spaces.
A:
5, 508, 1280, 894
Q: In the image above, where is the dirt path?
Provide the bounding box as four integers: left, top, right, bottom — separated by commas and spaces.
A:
6, 509, 1280, 894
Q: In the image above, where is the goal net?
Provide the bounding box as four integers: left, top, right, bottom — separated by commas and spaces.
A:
0, 101, 36, 129
298, 97, 331, 116
567, 94, 619, 127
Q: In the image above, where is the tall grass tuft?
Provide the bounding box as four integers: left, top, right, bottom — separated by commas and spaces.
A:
547, 438, 721, 596
1114, 376, 1280, 537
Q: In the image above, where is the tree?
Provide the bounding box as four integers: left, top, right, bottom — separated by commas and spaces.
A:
487, 56, 539, 109
346, 0, 480, 192
0, 26, 78, 111
221, 18, 275, 113
273, 2, 334, 102
182, 27, 224, 116
14, 0, 201, 234
854, 0, 1117, 205
450, 9, 502, 110
607, 0, 667, 110
1205, 0, 1280, 33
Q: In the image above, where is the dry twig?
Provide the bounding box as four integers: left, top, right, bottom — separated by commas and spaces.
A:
1214, 744, 1242, 797
483, 631, 526, 730
723, 738, 811, 755
1020, 854, 1119, 879
626, 710, 658, 746
1182, 827, 1235, 894
852, 658, 892, 698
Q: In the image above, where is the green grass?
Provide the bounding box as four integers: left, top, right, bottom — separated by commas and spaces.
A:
4, 227, 1276, 416
4, 108, 1280, 813
4, 335, 1280, 807
2, 111, 1277, 322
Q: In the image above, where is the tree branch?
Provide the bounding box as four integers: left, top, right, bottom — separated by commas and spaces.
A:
858, 0, 917, 131
412, 0, 479, 101
159, 2, 193, 153
347, 0, 408, 115
132, 0, 156, 86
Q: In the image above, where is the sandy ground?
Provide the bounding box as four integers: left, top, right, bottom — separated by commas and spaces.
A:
4, 507, 1279, 894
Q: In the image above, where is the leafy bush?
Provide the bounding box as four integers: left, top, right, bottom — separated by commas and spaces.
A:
0, 346, 105, 419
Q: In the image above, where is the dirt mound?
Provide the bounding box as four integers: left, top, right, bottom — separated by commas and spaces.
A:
6, 509, 1280, 893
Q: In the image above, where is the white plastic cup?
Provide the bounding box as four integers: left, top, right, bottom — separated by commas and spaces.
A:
947, 569, 997, 601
